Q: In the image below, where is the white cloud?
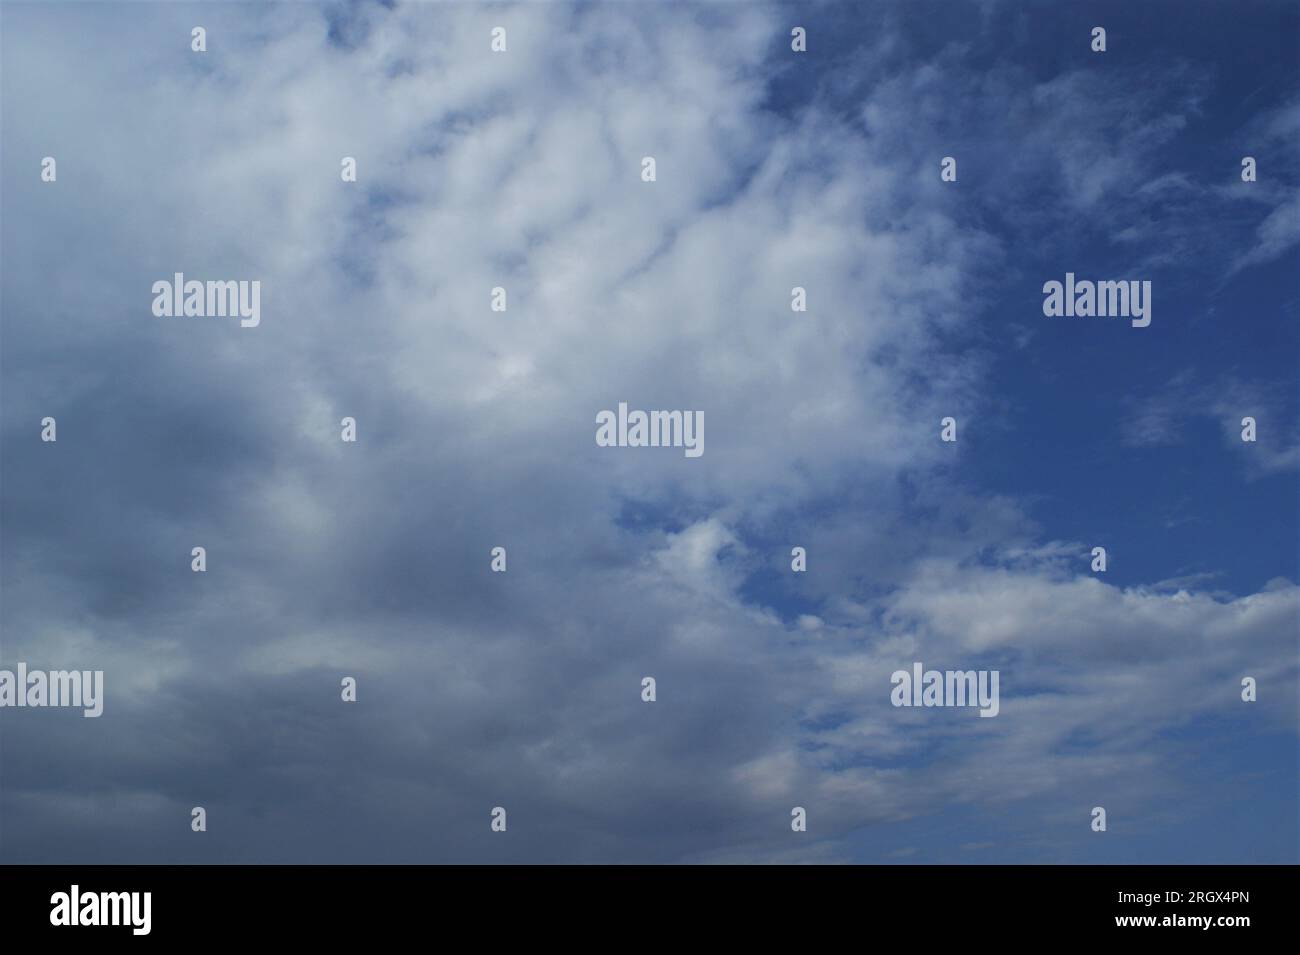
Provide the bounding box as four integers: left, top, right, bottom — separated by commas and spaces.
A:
1, 1, 1294, 863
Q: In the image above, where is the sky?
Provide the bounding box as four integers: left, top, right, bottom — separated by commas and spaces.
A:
1, 0, 1297, 864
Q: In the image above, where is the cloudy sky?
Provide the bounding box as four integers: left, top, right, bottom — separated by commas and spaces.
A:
1, 0, 1297, 864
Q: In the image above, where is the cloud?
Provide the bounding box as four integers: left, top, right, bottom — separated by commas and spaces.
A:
1232, 189, 1300, 273
1229, 93, 1300, 273
1121, 371, 1299, 475
1, 1, 1295, 864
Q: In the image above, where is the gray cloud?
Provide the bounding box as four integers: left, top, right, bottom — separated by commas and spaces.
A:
1, 1, 1295, 863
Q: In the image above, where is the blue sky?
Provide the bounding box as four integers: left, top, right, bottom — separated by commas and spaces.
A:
1, 0, 1297, 864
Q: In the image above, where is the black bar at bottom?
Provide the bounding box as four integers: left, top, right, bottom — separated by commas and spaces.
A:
0, 864, 1285, 941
